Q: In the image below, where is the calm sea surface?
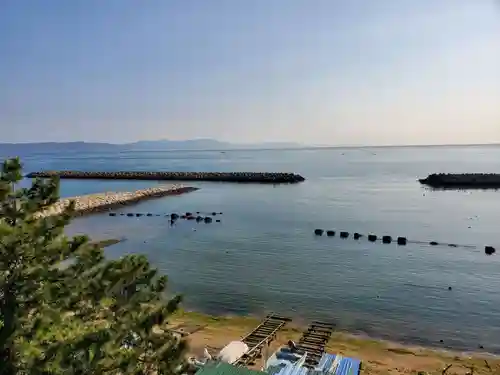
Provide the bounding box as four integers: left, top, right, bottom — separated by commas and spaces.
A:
5, 145, 500, 353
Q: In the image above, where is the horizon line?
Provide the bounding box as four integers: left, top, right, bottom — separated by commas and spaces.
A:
1, 141, 499, 150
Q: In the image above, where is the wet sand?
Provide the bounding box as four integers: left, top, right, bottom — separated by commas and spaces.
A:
170, 311, 500, 375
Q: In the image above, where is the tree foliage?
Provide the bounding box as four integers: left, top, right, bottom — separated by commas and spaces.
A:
0, 157, 187, 374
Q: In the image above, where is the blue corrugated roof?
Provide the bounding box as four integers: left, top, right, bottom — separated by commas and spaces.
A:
333, 357, 361, 375
195, 362, 267, 375
264, 352, 360, 375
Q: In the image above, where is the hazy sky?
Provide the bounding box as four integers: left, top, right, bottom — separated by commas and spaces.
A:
1, 0, 499, 145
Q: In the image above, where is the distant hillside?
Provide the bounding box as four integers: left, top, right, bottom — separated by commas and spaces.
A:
0, 142, 120, 156
0, 139, 303, 155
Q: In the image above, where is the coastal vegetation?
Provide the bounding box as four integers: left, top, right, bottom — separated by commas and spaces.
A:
0, 157, 186, 374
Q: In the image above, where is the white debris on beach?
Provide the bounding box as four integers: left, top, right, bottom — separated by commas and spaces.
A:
35, 185, 197, 218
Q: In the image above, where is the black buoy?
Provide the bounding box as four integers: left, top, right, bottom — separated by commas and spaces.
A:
204, 216, 213, 223
109, 213, 116, 216
211, 212, 217, 216
314, 229, 324, 236
126, 213, 134, 217
340, 231, 349, 239
219, 212, 223, 215
171, 213, 179, 220
368, 234, 377, 242
326, 230, 335, 237
430, 241, 438, 246
397, 237, 407, 245
448, 286, 452, 291
382, 236, 392, 244
196, 211, 200, 214
353, 233, 362, 240
485, 246, 496, 255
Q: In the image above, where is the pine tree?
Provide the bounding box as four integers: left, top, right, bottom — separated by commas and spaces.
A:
0, 157, 187, 374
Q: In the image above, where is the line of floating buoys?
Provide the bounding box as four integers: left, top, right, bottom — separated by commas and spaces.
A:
108, 211, 222, 224
313, 229, 495, 255
397, 237, 407, 245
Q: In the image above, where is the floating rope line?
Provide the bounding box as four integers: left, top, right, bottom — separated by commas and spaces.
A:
313, 229, 495, 255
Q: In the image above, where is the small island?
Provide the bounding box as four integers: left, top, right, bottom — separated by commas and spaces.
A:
419, 173, 500, 189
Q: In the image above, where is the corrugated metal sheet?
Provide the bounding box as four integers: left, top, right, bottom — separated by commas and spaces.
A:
264, 352, 360, 375
332, 356, 361, 375
195, 362, 267, 375
315, 353, 361, 375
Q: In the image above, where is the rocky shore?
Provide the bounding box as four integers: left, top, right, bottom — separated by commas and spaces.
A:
25, 171, 305, 184
419, 173, 500, 189
35, 185, 198, 218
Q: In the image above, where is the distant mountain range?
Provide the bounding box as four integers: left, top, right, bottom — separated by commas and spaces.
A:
0, 139, 304, 155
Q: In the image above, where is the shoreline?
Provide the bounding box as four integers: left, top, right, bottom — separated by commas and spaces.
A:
171, 310, 499, 375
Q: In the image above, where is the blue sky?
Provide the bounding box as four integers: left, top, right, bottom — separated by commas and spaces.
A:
1, 0, 499, 145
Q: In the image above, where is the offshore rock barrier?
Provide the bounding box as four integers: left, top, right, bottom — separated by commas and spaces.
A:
26, 170, 306, 184
419, 173, 500, 189
35, 185, 198, 218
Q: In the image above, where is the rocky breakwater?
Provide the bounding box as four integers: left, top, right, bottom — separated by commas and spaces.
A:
35, 185, 198, 218
419, 173, 500, 189
26, 170, 305, 184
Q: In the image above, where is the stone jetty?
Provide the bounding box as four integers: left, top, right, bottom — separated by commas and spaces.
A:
419, 173, 500, 189
25, 170, 305, 184
35, 185, 198, 218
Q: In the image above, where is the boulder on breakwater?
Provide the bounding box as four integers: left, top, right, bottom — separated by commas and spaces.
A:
34, 185, 198, 218
419, 173, 500, 189
26, 170, 305, 184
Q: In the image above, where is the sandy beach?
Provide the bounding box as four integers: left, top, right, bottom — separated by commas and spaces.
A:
170, 311, 500, 375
